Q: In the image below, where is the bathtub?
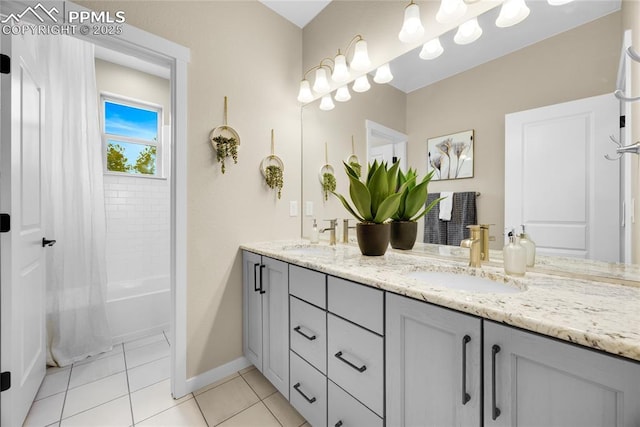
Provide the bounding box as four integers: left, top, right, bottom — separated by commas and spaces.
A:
106, 275, 170, 344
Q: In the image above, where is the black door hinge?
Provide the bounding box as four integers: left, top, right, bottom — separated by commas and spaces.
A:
0, 372, 10, 392
620, 115, 626, 128
0, 214, 9, 233
0, 54, 9, 74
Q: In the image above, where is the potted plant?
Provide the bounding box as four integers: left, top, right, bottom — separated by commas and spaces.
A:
333, 160, 405, 256
390, 168, 442, 250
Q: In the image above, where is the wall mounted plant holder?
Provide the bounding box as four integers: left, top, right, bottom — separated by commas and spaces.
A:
319, 142, 336, 201
345, 135, 362, 178
261, 129, 285, 199
210, 96, 240, 173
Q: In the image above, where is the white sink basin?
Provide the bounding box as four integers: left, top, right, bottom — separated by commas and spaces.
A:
406, 271, 525, 294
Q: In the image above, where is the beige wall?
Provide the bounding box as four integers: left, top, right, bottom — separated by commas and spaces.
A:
80, 1, 302, 378
407, 12, 622, 248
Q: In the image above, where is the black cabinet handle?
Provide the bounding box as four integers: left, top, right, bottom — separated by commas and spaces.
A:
294, 326, 316, 341
462, 335, 471, 405
253, 263, 261, 292
335, 421, 343, 427
334, 351, 367, 373
259, 264, 266, 294
491, 345, 501, 420
293, 382, 316, 404
42, 238, 56, 247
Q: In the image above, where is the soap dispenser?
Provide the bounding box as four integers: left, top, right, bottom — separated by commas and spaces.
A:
519, 224, 536, 267
310, 219, 319, 244
503, 229, 526, 277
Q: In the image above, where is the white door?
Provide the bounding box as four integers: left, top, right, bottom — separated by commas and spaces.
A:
0, 33, 47, 426
369, 144, 394, 164
505, 94, 620, 262
366, 120, 408, 171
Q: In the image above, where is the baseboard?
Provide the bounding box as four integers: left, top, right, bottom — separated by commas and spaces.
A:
184, 356, 252, 394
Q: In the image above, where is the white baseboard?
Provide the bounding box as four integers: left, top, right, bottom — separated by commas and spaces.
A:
183, 356, 252, 395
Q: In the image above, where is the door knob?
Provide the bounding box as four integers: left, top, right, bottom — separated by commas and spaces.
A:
42, 238, 56, 247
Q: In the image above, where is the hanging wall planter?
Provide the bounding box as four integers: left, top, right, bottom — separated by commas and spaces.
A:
319, 142, 336, 201
261, 129, 285, 199
345, 135, 362, 178
210, 96, 240, 174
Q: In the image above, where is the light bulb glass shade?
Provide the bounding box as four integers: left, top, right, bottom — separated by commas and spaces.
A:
398, 2, 425, 43
547, 0, 574, 4
297, 79, 314, 103
419, 37, 444, 60
313, 68, 331, 93
496, 0, 530, 28
352, 75, 371, 93
435, 0, 467, 24
374, 63, 394, 84
335, 86, 351, 102
319, 94, 335, 111
454, 17, 483, 45
332, 54, 350, 83
350, 39, 371, 72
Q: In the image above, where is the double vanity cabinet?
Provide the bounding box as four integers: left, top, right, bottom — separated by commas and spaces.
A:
242, 249, 640, 427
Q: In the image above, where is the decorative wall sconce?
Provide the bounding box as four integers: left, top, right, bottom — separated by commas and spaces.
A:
398, 0, 425, 44
373, 63, 394, 84
352, 75, 371, 93
420, 37, 444, 60
454, 17, 482, 45
335, 86, 351, 102
319, 94, 335, 111
436, 0, 468, 25
496, 0, 530, 28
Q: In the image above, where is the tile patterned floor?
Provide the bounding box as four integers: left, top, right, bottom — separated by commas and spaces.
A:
23, 333, 308, 427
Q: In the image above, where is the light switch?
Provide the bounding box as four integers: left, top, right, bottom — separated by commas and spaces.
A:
289, 201, 298, 217
305, 201, 313, 217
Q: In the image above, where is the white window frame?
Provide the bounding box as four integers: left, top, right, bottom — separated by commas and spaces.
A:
101, 92, 164, 178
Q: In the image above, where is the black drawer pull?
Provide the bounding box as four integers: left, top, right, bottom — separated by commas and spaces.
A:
491, 345, 501, 420
253, 263, 260, 292
334, 351, 367, 373
462, 335, 471, 405
335, 421, 343, 427
294, 326, 316, 341
293, 382, 316, 404
259, 264, 266, 294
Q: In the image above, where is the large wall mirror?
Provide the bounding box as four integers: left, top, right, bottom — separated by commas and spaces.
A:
301, 0, 640, 281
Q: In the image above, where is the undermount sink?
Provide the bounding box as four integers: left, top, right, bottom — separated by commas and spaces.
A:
283, 245, 338, 256
405, 270, 525, 294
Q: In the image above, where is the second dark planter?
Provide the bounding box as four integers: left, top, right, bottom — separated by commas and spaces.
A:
356, 222, 390, 256
390, 221, 418, 250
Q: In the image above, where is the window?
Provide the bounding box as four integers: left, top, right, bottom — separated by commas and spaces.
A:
101, 95, 163, 177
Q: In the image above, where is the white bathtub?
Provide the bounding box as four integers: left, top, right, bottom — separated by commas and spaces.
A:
106, 275, 170, 344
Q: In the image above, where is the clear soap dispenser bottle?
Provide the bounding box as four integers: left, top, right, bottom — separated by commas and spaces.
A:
519, 224, 536, 267
503, 229, 526, 277
310, 219, 319, 244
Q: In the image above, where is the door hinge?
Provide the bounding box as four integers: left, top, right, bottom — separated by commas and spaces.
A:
0, 54, 9, 74
620, 115, 626, 128
0, 372, 10, 392
0, 214, 9, 232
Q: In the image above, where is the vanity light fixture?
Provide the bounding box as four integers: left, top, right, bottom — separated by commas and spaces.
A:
454, 17, 482, 45
374, 63, 394, 84
352, 75, 371, 93
332, 53, 350, 83
398, 0, 425, 44
319, 94, 335, 111
335, 86, 352, 102
496, 0, 530, 28
436, 0, 467, 25
313, 67, 331, 93
350, 37, 371, 71
547, 0, 574, 5
419, 37, 444, 60
297, 79, 314, 103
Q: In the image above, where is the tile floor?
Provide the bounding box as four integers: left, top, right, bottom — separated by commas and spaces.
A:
23, 333, 308, 427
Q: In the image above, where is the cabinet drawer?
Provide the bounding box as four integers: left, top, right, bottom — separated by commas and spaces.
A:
290, 265, 326, 309
328, 380, 383, 427
290, 296, 327, 374
289, 351, 327, 427
327, 314, 384, 417
327, 276, 383, 334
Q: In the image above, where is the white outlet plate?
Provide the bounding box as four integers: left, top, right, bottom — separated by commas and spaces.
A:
305, 201, 313, 216
289, 201, 298, 217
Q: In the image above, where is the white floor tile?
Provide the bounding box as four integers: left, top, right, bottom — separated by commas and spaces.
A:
195, 376, 260, 426
125, 340, 169, 369
193, 372, 239, 396
130, 379, 191, 423
62, 372, 128, 419
136, 399, 207, 426
123, 333, 166, 352
73, 345, 124, 366
60, 395, 132, 427
36, 369, 71, 400
217, 402, 280, 427
69, 352, 125, 389
127, 357, 170, 392
23, 392, 65, 427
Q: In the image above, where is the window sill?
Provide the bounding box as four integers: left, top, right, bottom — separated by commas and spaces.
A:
104, 171, 168, 181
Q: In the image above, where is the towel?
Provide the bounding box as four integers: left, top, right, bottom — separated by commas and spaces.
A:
439, 192, 454, 221
446, 192, 477, 246
423, 193, 447, 245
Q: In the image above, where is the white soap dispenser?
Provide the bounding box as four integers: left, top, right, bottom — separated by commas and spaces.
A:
310, 219, 319, 244
519, 224, 536, 267
503, 229, 526, 277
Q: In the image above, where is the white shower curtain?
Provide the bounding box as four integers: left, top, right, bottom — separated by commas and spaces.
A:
41, 35, 112, 366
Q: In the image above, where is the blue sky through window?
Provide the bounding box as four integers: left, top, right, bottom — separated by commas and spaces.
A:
105, 101, 158, 141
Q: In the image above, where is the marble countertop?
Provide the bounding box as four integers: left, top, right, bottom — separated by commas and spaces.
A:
241, 240, 640, 362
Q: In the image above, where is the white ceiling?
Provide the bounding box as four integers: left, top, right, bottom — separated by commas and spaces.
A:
259, 0, 332, 28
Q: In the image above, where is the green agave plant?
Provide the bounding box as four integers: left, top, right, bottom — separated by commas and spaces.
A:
333, 160, 405, 224
392, 168, 443, 222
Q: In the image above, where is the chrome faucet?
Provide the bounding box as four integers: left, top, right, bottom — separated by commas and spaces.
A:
321, 219, 338, 245
343, 219, 356, 243
460, 225, 482, 268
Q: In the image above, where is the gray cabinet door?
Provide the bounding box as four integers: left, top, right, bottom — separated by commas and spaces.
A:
261, 256, 290, 399
484, 321, 640, 427
386, 293, 481, 427
242, 251, 263, 371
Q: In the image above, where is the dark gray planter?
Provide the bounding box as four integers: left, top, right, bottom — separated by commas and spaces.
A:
356, 222, 390, 256
390, 221, 418, 250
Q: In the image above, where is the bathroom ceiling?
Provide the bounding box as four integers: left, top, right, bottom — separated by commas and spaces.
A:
259, 0, 332, 28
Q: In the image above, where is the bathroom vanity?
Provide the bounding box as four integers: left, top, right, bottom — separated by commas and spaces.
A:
241, 241, 640, 427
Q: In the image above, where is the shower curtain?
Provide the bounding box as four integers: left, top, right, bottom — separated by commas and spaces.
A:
41, 35, 112, 366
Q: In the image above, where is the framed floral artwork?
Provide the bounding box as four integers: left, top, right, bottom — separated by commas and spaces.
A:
427, 130, 474, 180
